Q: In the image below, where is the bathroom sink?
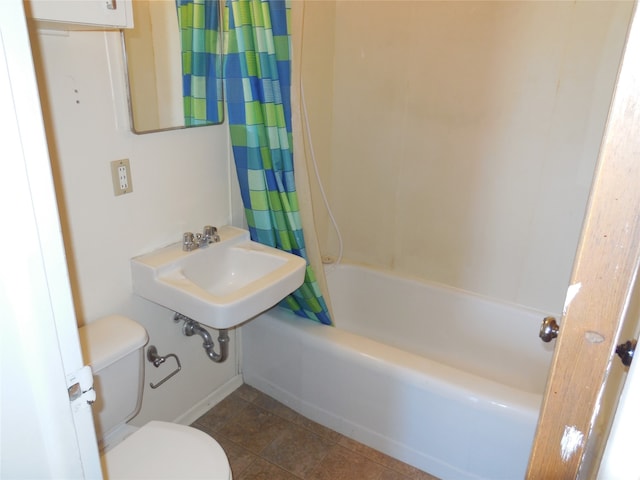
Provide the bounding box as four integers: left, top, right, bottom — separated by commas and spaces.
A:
131, 226, 306, 329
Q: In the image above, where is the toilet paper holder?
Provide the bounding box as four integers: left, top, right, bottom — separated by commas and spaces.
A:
147, 345, 181, 389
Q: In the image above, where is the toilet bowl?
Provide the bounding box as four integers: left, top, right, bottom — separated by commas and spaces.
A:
101, 421, 230, 479
79, 315, 231, 479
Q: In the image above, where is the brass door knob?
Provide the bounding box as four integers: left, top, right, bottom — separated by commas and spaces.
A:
540, 316, 559, 342
615, 339, 636, 367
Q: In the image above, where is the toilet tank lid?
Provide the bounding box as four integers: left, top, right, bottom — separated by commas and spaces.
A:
78, 315, 148, 372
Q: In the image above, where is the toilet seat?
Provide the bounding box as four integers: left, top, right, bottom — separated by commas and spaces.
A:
101, 421, 232, 479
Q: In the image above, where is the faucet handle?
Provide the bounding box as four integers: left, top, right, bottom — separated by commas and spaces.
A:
182, 232, 195, 251
203, 225, 220, 243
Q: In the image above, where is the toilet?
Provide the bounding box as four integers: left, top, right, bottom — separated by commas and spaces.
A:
78, 315, 232, 479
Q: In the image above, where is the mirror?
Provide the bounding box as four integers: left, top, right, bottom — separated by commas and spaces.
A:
123, 0, 223, 134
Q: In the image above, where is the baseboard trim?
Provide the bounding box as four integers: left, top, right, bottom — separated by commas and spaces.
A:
173, 374, 243, 426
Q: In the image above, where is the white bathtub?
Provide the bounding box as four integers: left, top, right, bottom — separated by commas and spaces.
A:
242, 264, 554, 479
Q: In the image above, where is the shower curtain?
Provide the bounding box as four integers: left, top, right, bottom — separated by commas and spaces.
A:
176, 0, 223, 125
224, 0, 332, 325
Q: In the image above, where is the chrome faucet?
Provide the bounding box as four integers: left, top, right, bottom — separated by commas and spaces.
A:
202, 225, 220, 244
182, 225, 220, 251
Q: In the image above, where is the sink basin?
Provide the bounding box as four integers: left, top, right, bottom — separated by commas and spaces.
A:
131, 226, 306, 329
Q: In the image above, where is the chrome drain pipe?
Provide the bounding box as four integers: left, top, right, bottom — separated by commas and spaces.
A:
174, 313, 229, 363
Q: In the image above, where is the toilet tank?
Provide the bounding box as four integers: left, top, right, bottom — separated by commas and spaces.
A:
78, 315, 148, 444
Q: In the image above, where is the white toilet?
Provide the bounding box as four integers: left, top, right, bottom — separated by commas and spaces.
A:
78, 315, 232, 479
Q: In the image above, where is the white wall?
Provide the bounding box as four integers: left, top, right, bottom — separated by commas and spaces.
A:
303, 1, 634, 315
29, 27, 243, 426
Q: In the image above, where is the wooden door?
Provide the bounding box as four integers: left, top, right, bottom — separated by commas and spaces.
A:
0, 0, 102, 476
527, 2, 640, 478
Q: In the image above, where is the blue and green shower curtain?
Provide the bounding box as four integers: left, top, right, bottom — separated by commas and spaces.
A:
176, 0, 223, 125
223, 0, 332, 325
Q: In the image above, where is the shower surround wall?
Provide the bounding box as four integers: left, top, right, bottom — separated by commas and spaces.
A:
301, 1, 633, 314
30, 29, 243, 427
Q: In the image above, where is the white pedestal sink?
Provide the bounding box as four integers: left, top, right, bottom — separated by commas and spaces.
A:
131, 226, 306, 329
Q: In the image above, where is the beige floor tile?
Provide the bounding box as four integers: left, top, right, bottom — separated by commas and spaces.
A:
378, 469, 414, 480
292, 415, 344, 443
251, 390, 302, 423
214, 435, 258, 478
237, 457, 300, 480
234, 383, 261, 403
217, 403, 289, 454
338, 435, 392, 463
306, 444, 387, 480
337, 434, 437, 479
192, 385, 440, 480
260, 423, 333, 478
193, 391, 250, 433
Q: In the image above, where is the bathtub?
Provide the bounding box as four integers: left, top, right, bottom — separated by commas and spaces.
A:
242, 264, 554, 479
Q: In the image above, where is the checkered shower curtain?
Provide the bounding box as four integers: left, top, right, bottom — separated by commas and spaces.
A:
224, 0, 332, 325
176, 0, 223, 125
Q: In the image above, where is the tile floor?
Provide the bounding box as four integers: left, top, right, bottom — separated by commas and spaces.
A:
192, 384, 439, 480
